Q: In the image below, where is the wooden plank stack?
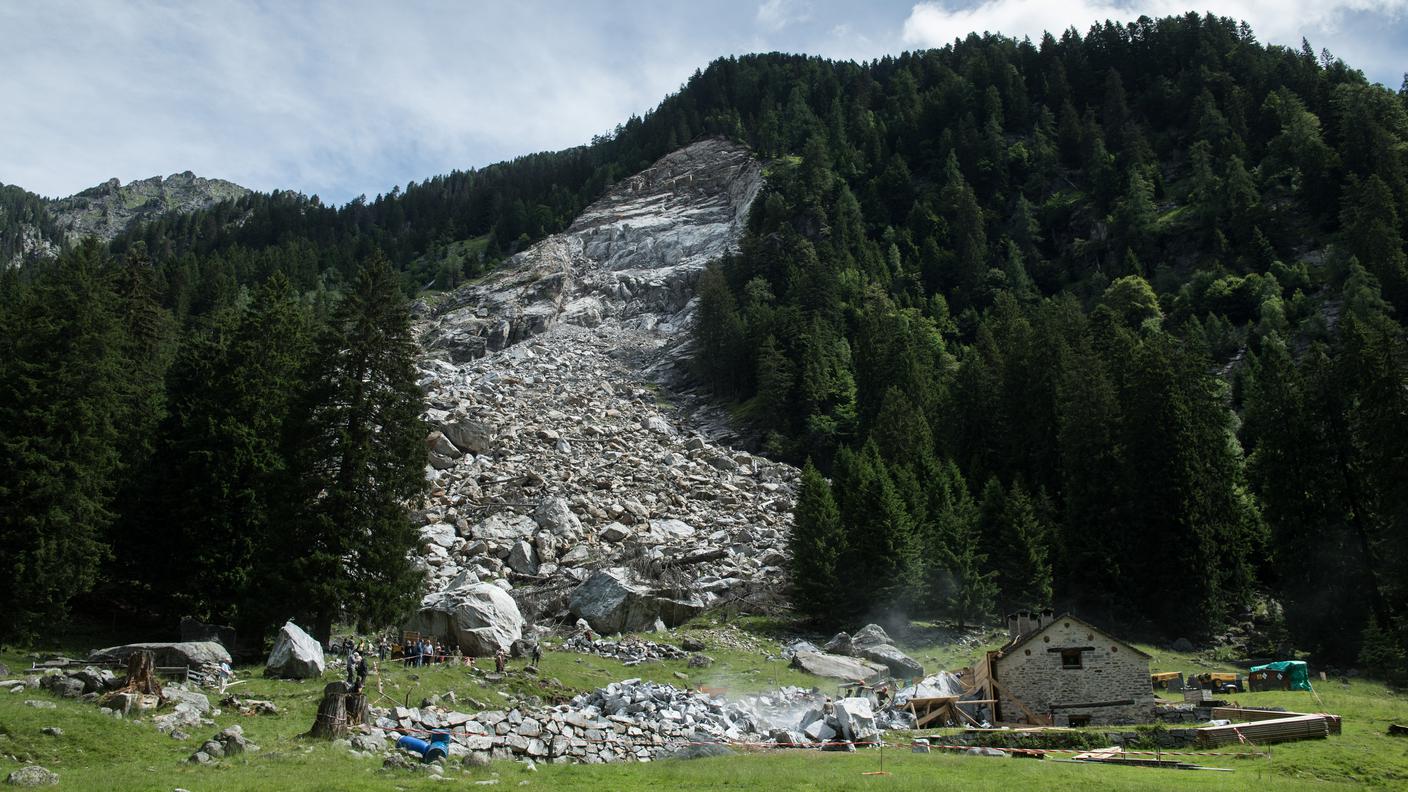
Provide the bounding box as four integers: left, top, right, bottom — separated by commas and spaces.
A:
1197, 713, 1339, 746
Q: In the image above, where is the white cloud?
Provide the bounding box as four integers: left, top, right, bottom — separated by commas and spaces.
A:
902, 1, 1408, 50
757, 0, 813, 31
0, 1, 711, 202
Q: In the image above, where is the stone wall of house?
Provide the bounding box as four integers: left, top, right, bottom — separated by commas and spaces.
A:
993, 618, 1154, 725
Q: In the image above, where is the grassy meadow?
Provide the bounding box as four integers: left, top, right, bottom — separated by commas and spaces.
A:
1, 615, 1405, 790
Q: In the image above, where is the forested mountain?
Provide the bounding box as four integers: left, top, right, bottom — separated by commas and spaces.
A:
1, 12, 1404, 675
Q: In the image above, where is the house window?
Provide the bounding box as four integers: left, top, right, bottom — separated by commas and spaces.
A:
1061, 649, 1084, 669
1069, 715, 1092, 727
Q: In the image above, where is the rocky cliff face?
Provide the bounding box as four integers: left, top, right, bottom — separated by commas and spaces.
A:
422, 137, 763, 362
48, 171, 248, 243
411, 138, 795, 638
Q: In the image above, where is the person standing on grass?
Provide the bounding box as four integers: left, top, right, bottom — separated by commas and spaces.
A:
530, 643, 542, 667
346, 651, 360, 686
494, 648, 506, 673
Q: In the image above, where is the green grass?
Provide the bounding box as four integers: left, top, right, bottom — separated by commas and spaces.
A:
3, 617, 1407, 790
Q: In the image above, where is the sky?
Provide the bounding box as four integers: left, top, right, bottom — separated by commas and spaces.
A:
2, 1, 1405, 205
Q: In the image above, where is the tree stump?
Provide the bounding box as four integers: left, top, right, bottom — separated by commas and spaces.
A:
123, 650, 162, 696
308, 681, 350, 739
346, 691, 370, 726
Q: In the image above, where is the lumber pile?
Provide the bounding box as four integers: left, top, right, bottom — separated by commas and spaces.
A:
1197, 713, 1338, 746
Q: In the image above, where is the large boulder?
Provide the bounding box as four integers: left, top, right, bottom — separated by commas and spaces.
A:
834, 697, 879, 743
441, 419, 495, 454
406, 583, 524, 656
264, 622, 325, 679
568, 567, 705, 635
89, 641, 230, 669
855, 643, 924, 679
469, 512, 538, 542
850, 624, 893, 649
789, 651, 887, 684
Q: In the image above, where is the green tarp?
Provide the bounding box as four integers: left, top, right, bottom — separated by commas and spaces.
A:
1250, 660, 1312, 691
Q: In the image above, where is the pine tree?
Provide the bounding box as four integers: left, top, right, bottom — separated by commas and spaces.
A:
789, 461, 847, 624
286, 252, 429, 641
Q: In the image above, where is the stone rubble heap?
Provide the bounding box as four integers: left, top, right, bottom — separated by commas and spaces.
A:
560, 635, 689, 664
369, 680, 891, 766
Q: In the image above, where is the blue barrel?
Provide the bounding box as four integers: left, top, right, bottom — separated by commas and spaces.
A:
397, 734, 431, 756
426, 730, 451, 762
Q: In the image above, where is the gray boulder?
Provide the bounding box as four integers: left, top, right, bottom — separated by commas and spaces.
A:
854, 643, 924, 679
834, 696, 879, 743
850, 624, 893, 648
406, 582, 524, 656
164, 686, 211, 714
505, 540, 539, 575
4, 766, 58, 787
470, 512, 538, 542
264, 621, 325, 679
789, 651, 888, 684
88, 641, 231, 668
823, 632, 853, 654
567, 567, 704, 635
532, 496, 582, 537
442, 419, 495, 454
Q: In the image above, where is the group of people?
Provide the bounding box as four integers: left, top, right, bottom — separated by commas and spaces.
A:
330, 635, 391, 662
405, 636, 449, 667
329, 632, 544, 672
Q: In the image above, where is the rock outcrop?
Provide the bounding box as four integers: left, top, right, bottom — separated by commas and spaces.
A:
47, 172, 247, 243
264, 621, 325, 679
422, 137, 763, 362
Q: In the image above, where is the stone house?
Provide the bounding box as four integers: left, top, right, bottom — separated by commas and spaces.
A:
980, 610, 1155, 726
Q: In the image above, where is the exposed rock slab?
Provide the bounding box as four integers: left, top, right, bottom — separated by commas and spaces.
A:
88, 641, 230, 669
789, 651, 888, 684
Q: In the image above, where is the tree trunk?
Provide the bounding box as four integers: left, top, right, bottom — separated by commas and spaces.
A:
308, 681, 350, 739
123, 650, 162, 696
346, 691, 370, 726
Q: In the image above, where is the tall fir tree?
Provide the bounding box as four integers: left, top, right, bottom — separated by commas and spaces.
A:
286, 253, 429, 640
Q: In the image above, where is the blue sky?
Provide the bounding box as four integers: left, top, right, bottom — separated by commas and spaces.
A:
2, 1, 1405, 205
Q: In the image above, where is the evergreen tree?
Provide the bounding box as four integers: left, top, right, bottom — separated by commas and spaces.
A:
286, 253, 428, 641
788, 461, 847, 624
0, 242, 125, 639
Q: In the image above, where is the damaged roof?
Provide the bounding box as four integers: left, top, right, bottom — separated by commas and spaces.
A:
995, 612, 1153, 660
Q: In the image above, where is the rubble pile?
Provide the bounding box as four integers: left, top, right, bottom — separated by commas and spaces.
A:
369, 680, 891, 766
561, 635, 689, 664
403, 138, 800, 647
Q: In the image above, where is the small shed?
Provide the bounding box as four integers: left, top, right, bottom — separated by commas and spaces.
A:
1249, 661, 1312, 692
